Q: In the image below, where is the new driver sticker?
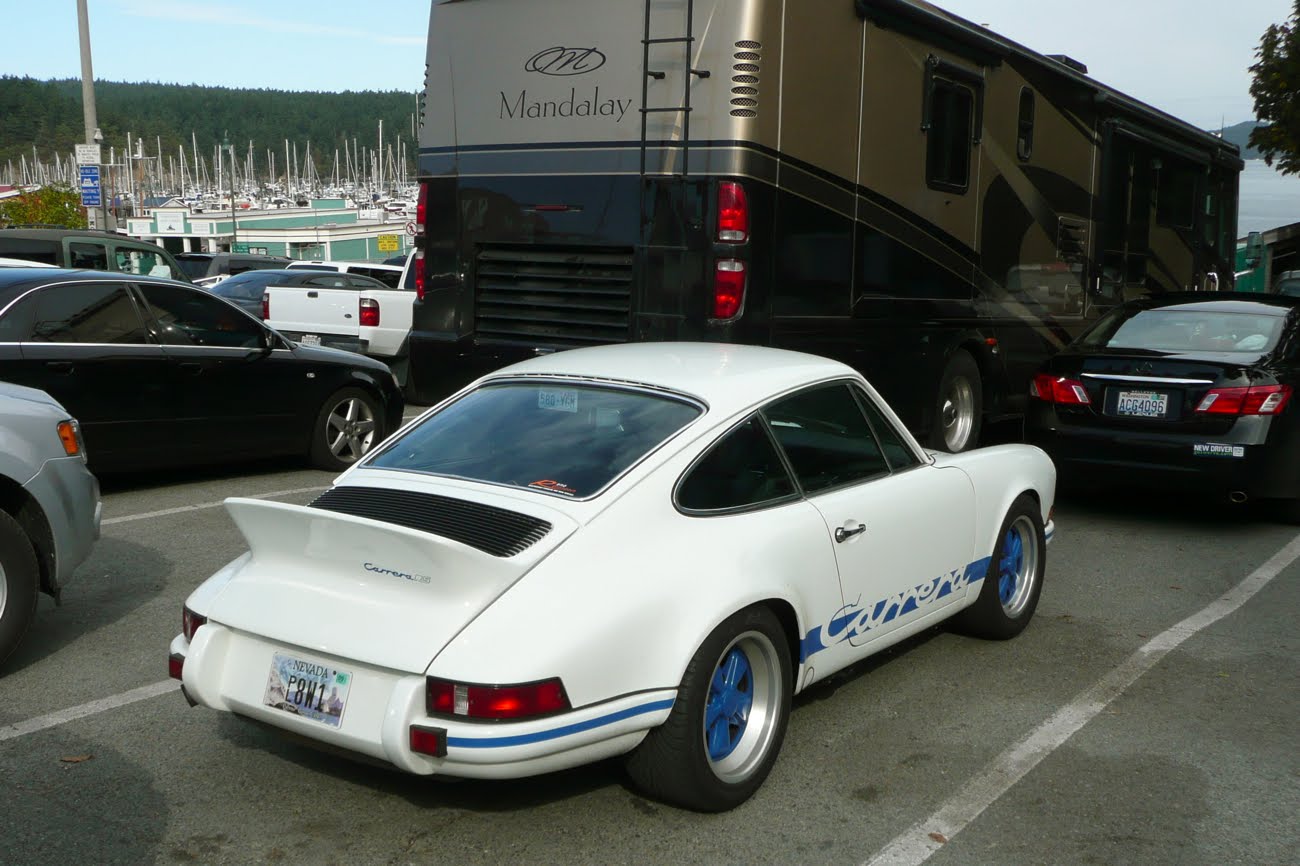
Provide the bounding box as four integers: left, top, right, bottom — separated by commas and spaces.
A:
1193, 443, 1246, 458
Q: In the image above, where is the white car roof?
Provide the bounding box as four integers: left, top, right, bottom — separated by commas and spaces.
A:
485, 342, 859, 415
0, 257, 56, 268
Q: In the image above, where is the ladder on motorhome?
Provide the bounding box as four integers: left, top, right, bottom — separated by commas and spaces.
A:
638, 0, 710, 179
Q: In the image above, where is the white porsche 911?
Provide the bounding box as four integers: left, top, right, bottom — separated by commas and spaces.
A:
169, 343, 1056, 811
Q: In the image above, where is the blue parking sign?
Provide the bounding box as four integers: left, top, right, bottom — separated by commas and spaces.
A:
79, 166, 101, 207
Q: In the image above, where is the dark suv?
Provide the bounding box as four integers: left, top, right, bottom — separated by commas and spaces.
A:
176, 252, 291, 285
0, 228, 187, 282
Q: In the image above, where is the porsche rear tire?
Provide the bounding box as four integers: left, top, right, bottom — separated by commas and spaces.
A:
0, 509, 40, 668
952, 493, 1045, 640
625, 606, 792, 812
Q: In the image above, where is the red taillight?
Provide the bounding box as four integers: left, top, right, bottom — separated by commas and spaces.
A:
717, 181, 749, 242
416, 181, 428, 237
426, 677, 571, 721
414, 250, 426, 301
1031, 373, 1091, 405
1196, 384, 1292, 416
359, 297, 380, 327
713, 259, 746, 319
182, 606, 206, 642
168, 653, 185, 681
261, 293, 269, 320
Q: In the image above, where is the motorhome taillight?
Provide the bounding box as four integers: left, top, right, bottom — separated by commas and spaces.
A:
416, 181, 428, 236
713, 260, 747, 319
360, 298, 380, 327
717, 181, 749, 242
414, 250, 426, 301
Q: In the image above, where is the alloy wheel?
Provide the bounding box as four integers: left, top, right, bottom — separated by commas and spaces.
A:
325, 397, 377, 463
704, 630, 783, 784
997, 514, 1040, 618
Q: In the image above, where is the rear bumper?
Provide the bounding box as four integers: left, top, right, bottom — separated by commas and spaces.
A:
1027, 405, 1299, 499
172, 624, 675, 779
280, 330, 367, 355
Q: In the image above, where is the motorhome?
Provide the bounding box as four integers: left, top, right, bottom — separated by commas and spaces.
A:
406, 0, 1242, 449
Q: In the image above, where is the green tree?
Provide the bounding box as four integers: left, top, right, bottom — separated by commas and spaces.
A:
1250, 1, 1300, 174
0, 185, 88, 228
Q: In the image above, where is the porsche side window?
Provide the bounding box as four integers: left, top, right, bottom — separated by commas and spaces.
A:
677, 417, 796, 512
31, 283, 149, 344
853, 389, 921, 471
764, 383, 889, 493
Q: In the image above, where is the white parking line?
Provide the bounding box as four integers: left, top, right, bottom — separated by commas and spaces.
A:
103, 485, 329, 526
0, 680, 178, 744
863, 532, 1300, 866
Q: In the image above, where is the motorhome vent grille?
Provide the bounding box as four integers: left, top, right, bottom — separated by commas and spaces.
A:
474, 245, 634, 348
731, 41, 762, 119
309, 487, 553, 558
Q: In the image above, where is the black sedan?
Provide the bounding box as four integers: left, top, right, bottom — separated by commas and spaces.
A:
0, 268, 404, 473
1027, 293, 1300, 517
205, 269, 392, 319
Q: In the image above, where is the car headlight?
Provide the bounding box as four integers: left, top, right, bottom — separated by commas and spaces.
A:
57, 420, 88, 463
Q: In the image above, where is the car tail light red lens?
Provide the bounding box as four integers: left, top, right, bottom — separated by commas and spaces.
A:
359, 298, 380, 327
261, 293, 269, 320
717, 181, 749, 242
409, 725, 448, 757
713, 260, 746, 320
426, 677, 571, 720
1031, 374, 1091, 405
416, 181, 428, 237
168, 653, 185, 681
1196, 384, 1292, 416
182, 606, 207, 642
414, 250, 426, 301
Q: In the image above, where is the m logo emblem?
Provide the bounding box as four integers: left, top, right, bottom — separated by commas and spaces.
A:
526, 47, 607, 76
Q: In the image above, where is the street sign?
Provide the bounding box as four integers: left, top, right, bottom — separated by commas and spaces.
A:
75, 144, 102, 166
79, 165, 102, 208
405, 221, 417, 237
233, 243, 250, 254
377, 234, 400, 252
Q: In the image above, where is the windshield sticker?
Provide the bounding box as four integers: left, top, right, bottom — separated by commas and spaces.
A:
530, 479, 578, 496
537, 389, 579, 413
1193, 443, 1245, 458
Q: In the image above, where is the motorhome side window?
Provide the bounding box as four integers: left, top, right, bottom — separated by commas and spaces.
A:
1017, 88, 1035, 161
926, 77, 975, 192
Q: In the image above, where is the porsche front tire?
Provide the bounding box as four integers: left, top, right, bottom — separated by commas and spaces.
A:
952, 493, 1045, 640
626, 606, 792, 812
0, 509, 40, 668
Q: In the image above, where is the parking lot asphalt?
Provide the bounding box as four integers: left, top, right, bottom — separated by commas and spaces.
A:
1, 440, 1296, 865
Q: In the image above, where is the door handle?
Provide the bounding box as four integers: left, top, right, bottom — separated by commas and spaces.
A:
307, 291, 319, 298
45, 361, 74, 375
179, 362, 203, 376
835, 523, 867, 543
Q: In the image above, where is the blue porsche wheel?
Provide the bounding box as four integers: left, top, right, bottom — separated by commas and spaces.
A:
952, 494, 1045, 640
625, 606, 792, 811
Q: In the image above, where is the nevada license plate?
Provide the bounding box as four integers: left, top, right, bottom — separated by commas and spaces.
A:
299, 333, 321, 347
263, 652, 352, 727
1116, 390, 1168, 418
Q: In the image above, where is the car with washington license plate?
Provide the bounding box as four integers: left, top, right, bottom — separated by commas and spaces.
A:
169, 343, 1056, 811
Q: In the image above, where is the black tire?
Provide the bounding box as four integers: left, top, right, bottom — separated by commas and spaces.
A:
0, 509, 40, 668
929, 350, 983, 453
952, 493, 1045, 640
625, 606, 792, 812
309, 387, 385, 472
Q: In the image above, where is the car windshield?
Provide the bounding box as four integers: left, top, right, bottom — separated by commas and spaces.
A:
368, 381, 703, 498
175, 256, 213, 279
212, 271, 283, 300
1079, 308, 1286, 355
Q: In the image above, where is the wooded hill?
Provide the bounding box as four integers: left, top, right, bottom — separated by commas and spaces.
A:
0, 76, 420, 177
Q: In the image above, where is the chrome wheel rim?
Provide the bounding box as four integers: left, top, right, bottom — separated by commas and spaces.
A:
0, 560, 7, 621
998, 515, 1039, 618
325, 397, 377, 463
941, 376, 976, 452
704, 630, 782, 784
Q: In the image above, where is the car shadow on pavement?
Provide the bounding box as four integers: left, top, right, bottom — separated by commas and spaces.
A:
1, 536, 170, 676
94, 456, 329, 495
1054, 484, 1279, 531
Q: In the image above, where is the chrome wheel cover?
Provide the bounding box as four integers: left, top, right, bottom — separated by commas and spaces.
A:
0, 559, 7, 621
325, 397, 377, 463
941, 376, 976, 452
704, 629, 783, 785
997, 515, 1040, 618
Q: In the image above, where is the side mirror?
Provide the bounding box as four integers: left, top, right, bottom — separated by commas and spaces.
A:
262, 328, 279, 352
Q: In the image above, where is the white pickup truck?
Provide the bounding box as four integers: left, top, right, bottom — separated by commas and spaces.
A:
263, 263, 416, 376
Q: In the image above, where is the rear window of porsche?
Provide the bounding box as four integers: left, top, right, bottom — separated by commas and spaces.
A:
1081, 308, 1286, 355
368, 381, 702, 498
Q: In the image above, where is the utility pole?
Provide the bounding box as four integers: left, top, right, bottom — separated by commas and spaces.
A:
77, 0, 104, 230
223, 131, 238, 251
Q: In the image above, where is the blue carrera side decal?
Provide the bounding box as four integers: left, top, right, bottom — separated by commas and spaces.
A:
446, 699, 675, 749
800, 556, 992, 662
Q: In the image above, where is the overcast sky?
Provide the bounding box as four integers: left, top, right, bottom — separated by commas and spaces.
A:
0, 0, 1289, 129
